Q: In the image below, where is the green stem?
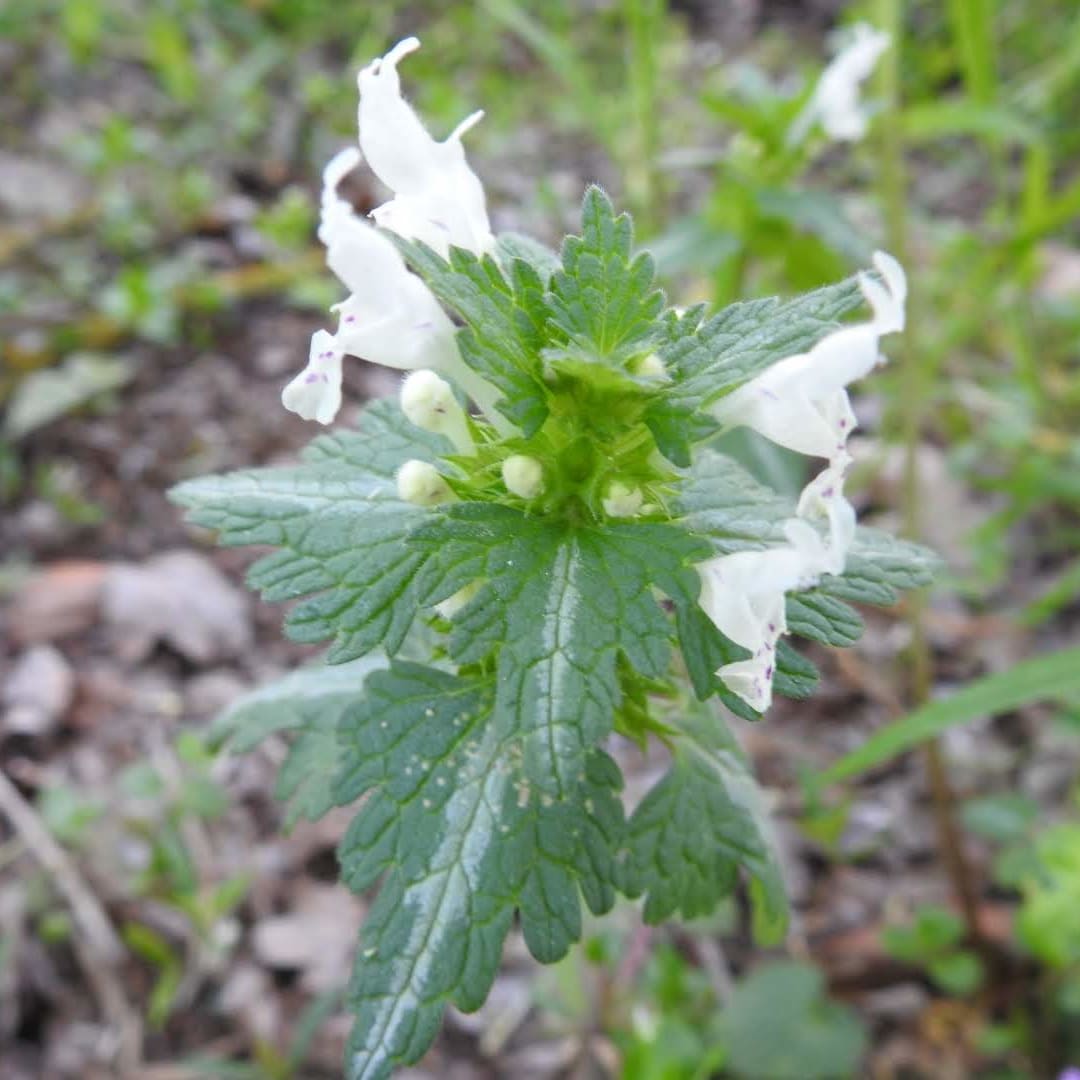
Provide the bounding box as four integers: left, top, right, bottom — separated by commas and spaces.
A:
876, 0, 983, 943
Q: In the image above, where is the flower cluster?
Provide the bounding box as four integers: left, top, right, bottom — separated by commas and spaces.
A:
281, 34, 908, 716
699, 252, 907, 710
281, 36, 493, 427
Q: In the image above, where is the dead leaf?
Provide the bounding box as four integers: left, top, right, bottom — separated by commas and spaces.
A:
101, 551, 251, 665
6, 561, 106, 646
251, 884, 363, 992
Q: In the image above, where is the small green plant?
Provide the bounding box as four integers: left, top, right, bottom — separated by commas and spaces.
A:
618, 942, 729, 1080
720, 962, 866, 1080
881, 904, 985, 996
35, 732, 248, 1028
173, 33, 933, 1080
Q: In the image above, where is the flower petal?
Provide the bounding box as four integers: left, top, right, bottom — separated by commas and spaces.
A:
357, 37, 493, 255
282, 331, 344, 425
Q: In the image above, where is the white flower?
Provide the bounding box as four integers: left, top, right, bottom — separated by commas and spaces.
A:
280, 330, 344, 425
602, 482, 645, 518
795, 453, 856, 575
793, 23, 891, 143
320, 149, 460, 374
401, 370, 474, 452
502, 455, 545, 499
281, 150, 465, 425
710, 251, 906, 463
358, 37, 494, 257
396, 459, 453, 506
696, 520, 834, 712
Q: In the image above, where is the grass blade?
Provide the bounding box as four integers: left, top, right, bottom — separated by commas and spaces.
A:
818, 647, 1080, 786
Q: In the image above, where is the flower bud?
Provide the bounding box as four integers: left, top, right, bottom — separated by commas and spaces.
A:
434, 580, 482, 619
400, 370, 474, 452
632, 353, 666, 378
396, 459, 452, 506
602, 481, 644, 518
501, 455, 545, 499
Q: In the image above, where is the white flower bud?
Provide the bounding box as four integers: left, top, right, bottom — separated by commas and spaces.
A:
633, 353, 667, 378
501, 455, 545, 499
400, 370, 474, 452
396, 460, 452, 506
434, 580, 482, 619
602, 481, 644, 518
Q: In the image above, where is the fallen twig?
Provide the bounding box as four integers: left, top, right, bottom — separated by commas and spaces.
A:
0, 766, 143, 1074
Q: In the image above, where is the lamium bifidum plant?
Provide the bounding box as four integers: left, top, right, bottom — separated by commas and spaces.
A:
172, 36, 936, 1080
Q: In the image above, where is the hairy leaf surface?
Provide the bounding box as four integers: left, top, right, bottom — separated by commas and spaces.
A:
646, 278, 864, 463
171, 400, 447, 663
618, 697, 787, 932
395, 239, 551, 434
410, 504, 710, 795
546, 186, 665, 366
333, 663, 624, 1080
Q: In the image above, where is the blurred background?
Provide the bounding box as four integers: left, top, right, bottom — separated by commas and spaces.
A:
2, 0, 1080, 1077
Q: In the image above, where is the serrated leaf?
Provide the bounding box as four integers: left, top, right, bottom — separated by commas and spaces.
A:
170, 400, 448, 663
618, 696, 787, 933
546, 186, 665, 366
786, 591, 864, 647
676, 448, 791, 550
332, 662, 624, 1080
495, 231, 561, 281
673, 600, 761, 721
663, 277, 864, 409
646, 278, 864, 464
214, 656, 388, 824
410, 505, 710, 795
820, 527, 941, 606
214, 656, 388, 751
394, 238, 550, 435
772, 640, 819, 699
677, 451, 939, 612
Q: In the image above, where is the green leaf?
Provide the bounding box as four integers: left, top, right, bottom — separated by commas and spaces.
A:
773, 641, 819, 700
881, 906, 964, 963
618, 697, 787, 934
170, 399, 448, 663
818, 646, 1080, 786
678, 450, 938, 609
332, 662, 624, 1080
666, 278, 864, 407
646, 277, 865, 464
928, 951, 984, 996
721, 962, 866, 1080
546, 186, 665, 366
411, 505, 710, 795
394, 238, 550, 435
786, 591, 864, 648
495, 231, 561, 281
214, 656, 388, 751
676, 449, 790, 550
820, 528, 941, 607
4, 353, 134, 441
214, 656, 388, 824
